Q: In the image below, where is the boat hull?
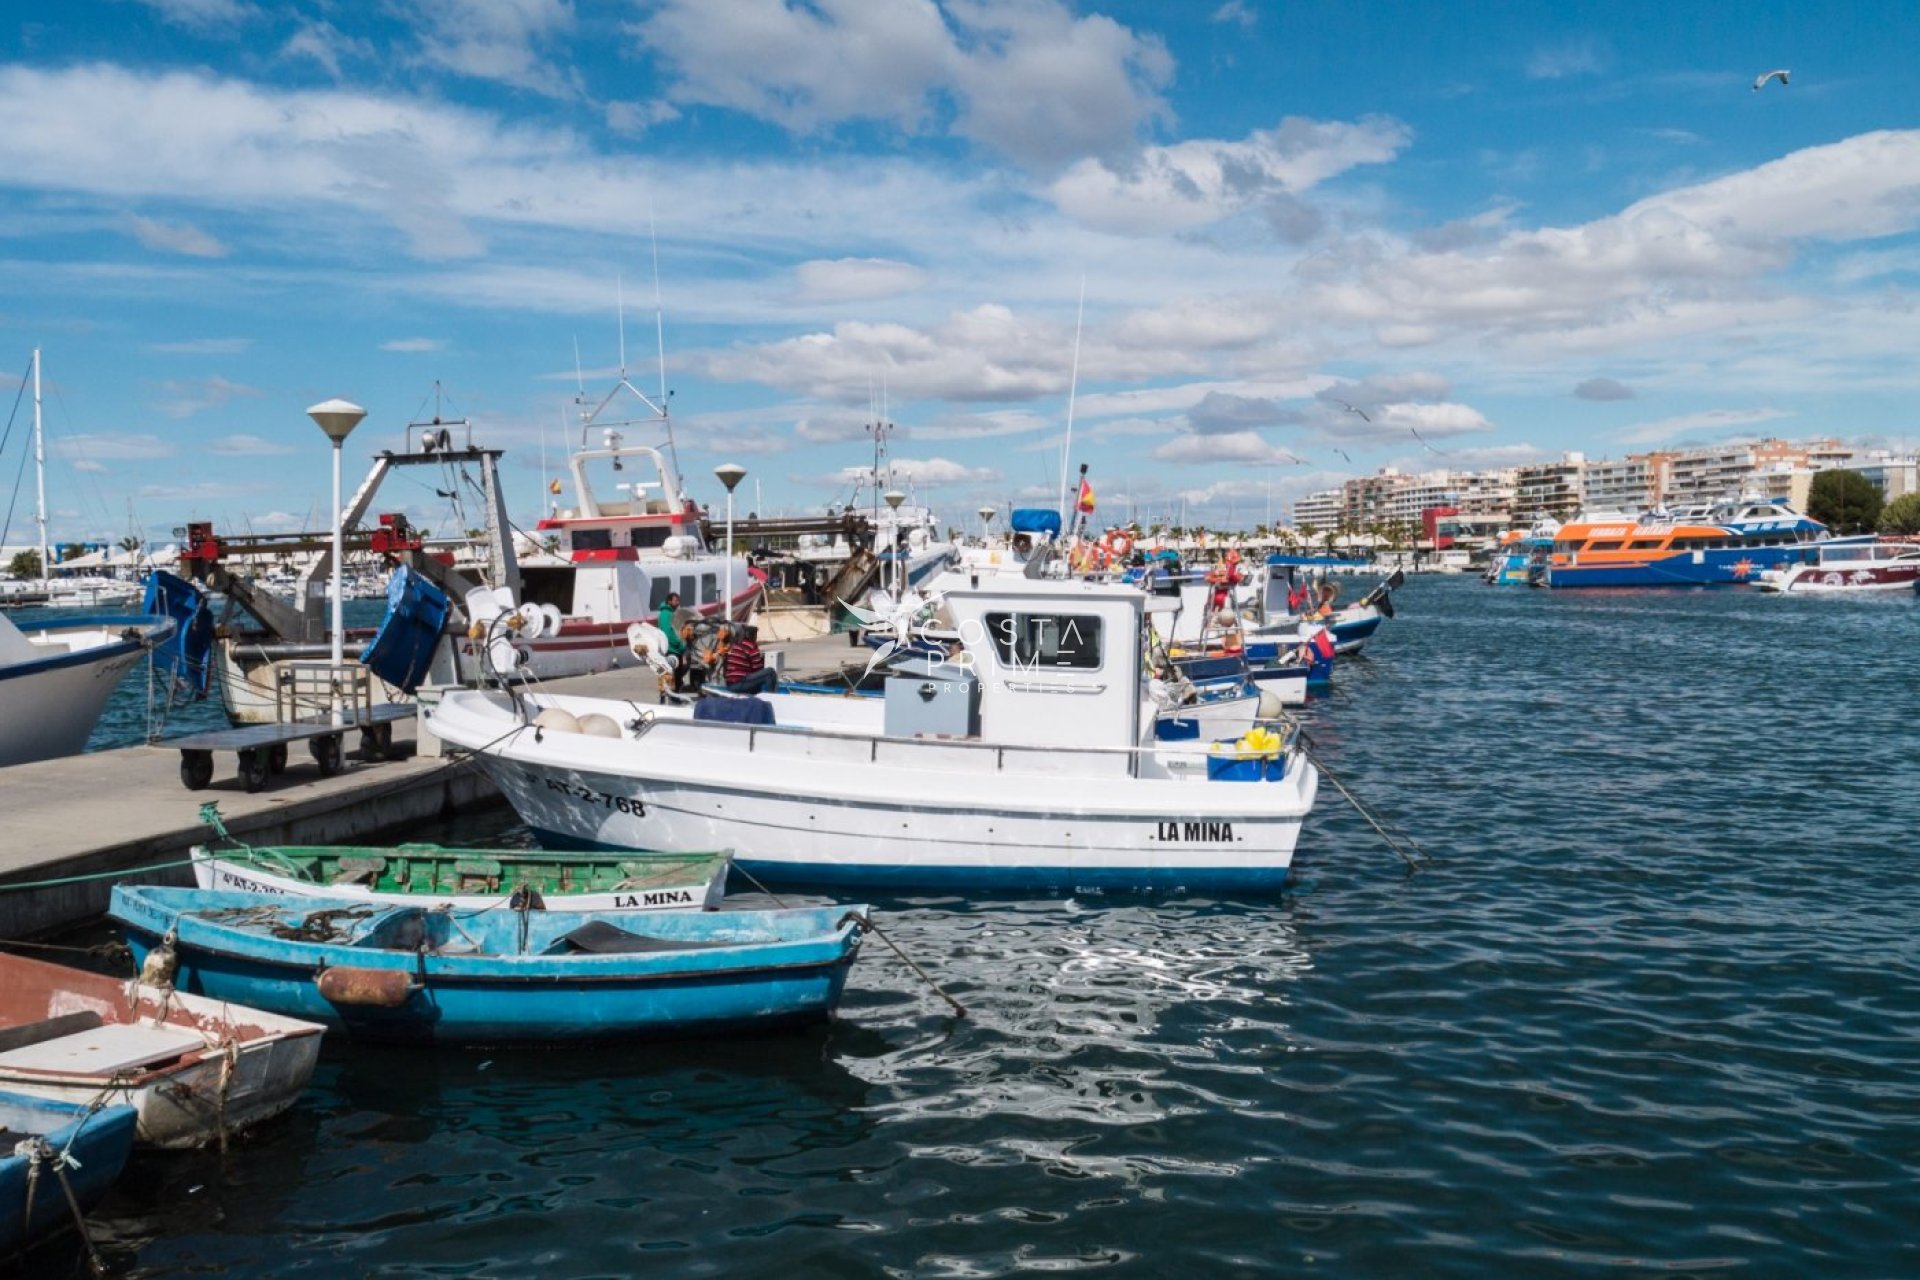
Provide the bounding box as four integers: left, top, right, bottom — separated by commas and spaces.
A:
110, 887, 863, 1046
0, 953, 323, 1149
0, 1093, 136, 1253
0, 616, 169, 766
432, 695, 1316, 893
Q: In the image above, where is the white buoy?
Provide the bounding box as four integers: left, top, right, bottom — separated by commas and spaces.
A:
575, 713, 622, 738
532, 708, 581, 734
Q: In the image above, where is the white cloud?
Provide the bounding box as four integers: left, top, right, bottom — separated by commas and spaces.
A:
281, 21, 374, 80
132, 0, 258, 32
820, 455, 1000, 487
207, 433, 295, 455
71, 460, 109, 473
125, 213, 227, 258
631, 0, 1172, 169
1153, 430, 1302, 465
1526, 38, 1607, 81
1574, 377, 1635, 401
792, 258, 930, 304
381, 337, 448, 353
54, 434, 174, 461
1210, 1, 1256, 30
1049, 116, 1412, 235
145, 337, 252, 355
408, 0, 579, 97
1614, 408, 1795, 447
151, 375, 263, 419
605, 100, 681, 135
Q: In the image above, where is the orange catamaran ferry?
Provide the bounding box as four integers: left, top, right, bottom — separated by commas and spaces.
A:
1547, 499, 1826, 588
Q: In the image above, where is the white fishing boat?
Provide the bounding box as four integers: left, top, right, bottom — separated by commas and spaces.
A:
1755, 535, 1920, 594
427, 576, 1319, 893
0, 609, 173, 766
0, 953, 323, 1150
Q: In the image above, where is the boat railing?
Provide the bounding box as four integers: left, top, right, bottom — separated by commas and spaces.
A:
621, 705, 1300, 779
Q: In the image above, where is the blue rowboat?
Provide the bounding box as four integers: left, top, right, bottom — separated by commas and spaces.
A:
110, 885, 868, 1046
0, 1090, 137, 1254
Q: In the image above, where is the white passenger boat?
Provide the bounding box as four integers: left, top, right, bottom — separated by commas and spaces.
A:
0, 610, 174, 767
1755, 535, 1920, 594
427, 577, 1319, 893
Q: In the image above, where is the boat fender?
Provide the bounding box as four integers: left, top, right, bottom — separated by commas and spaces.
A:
532, 708, 582, 735
1256, 690, 1285, 721
316, 965, 419, 1008
575, 712, 622, 738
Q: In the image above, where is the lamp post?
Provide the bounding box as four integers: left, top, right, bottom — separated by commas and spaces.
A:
307, 398, 366, 723
977, 505, 996, 544
884, 489, 906, 597
714, 463, 747, 621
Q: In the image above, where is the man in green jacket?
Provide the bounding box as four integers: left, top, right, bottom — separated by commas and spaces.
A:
657, 592, 687, 660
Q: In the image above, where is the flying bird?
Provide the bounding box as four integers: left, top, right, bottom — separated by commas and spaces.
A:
1408, 426, 1448, 457
1335, 400, 1371, 423
1752, 69, 1790, 91
1331, 446, 1354, 463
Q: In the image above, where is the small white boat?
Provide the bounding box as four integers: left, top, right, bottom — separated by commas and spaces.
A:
0, 953, 323, 1149
0, 610, 174, 767
428, 576, 1319, 893
1756, 535, 1920, 594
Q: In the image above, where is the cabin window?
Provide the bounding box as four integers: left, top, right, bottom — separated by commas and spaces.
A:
984, 612, 1103, 670
629, 526, 670, 549
700, 573, 719, 604
679, 576, 695, 604
1587, 540, 1624, 552
648, 577, 674, 610
1628, 538, 1665, 550
571, 529, 613, 551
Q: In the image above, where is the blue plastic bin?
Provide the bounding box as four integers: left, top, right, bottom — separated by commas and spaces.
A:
1206, 749, 1286, 781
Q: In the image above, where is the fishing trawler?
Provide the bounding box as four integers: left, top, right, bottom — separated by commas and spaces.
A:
1546, 498, 1825, 588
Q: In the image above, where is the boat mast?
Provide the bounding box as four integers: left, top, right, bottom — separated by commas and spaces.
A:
32, 347, 49, 583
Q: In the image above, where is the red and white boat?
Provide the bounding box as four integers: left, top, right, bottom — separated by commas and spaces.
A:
508, 426, 761, 677
1756, 534, 1920, 594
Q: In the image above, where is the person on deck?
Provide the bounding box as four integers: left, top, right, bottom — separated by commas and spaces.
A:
657, 592, 689, 690
716, 624, 777, 695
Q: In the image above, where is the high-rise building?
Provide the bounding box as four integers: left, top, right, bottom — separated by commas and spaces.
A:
1513, 454, 1586, 521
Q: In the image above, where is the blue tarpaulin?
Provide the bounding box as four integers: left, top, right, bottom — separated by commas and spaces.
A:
143, 569, 214, 697
1009, 509, 1062, 536
359, 566, 450, 692
692, 694, 776, 725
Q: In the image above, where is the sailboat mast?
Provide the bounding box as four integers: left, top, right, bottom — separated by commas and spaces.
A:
32, 347, 49, 583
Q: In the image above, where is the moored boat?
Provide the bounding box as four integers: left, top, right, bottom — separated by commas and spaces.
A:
110, 885, 866, 1045
1755, 534, 1920, 594
192, 825, 732, 912
0, 1090, 136, 1254
0, 611, 175, 767
425, 576, 1319, 893
1546, 498, 1824, 588
0, 952, 322, 1149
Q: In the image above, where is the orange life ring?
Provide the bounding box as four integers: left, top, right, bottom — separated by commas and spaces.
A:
1101, 530, 1135, 561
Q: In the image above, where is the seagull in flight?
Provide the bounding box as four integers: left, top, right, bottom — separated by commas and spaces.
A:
1408, 426, 1448, 456
1752, 68, 1790, 91
1335, 399, 1371, 423
1330, 446, 1353, 463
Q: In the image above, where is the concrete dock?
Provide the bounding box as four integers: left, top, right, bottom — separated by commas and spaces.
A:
0, 630, 869, 937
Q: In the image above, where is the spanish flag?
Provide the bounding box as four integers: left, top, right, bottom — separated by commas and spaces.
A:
1076, 477, 1095, 513
548, 478, 563, 495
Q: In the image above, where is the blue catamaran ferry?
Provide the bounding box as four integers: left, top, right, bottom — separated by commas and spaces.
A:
1547, 498, 1826, 588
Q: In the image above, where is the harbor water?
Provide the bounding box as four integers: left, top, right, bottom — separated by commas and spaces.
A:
40, 578, 1920, 1276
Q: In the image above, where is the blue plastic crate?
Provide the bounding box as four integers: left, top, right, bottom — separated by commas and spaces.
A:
1206, 750, 1286, 781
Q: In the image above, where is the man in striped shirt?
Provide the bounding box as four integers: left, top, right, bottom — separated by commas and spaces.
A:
716, 624, 777, 695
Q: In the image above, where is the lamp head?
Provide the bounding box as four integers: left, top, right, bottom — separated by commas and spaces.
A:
884, 489, 906, 511
714, 463, 748, 493
306, 398, 367, 444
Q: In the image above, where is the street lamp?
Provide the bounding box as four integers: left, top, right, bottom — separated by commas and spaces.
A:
307, 397, 366, 723
977, 505, 996, 543
884, 489, 906, 597
714, 463, 747, 621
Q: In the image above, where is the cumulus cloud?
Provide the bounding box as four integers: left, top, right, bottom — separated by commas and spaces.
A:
821, 455, 1000, 487
792, 258, 930, 304
604, 100, 681, 135
1211, 1, 1256, 30
631, 0, 1172, 169
1153, 430, 1303, 465
281, 20, 373, 79
1049, 115, 1412, 235
1574, 376, 1635, 400
125, 213, 226, 258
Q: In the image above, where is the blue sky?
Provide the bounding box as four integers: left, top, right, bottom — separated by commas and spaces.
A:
3, 0, 1919, 545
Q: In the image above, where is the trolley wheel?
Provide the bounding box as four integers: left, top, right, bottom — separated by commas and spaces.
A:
179, 750, 214, 791
311, 734, 345, 777
360, 723, 392, 762
267, 743, 288, 775
238, 748, 270, 793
